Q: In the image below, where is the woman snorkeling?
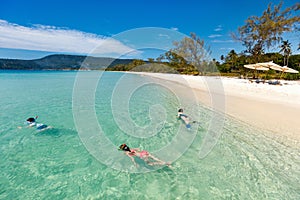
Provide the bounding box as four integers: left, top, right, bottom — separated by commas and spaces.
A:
119, 144, 170, 167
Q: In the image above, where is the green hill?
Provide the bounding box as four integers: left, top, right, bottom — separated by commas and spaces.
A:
0, 54, 134, 70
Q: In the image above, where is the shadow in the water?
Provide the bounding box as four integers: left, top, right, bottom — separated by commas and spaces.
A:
34, 128, 78, 137
132, 158, 174, 173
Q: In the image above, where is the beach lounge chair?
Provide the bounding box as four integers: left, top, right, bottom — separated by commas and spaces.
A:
255, 78, 265, 84
268, 80, 281, 85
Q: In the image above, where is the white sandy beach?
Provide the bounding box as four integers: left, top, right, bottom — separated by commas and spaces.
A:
131, 72, 300, 141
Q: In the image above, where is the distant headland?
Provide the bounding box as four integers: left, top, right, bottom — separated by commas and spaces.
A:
0, 54, 135, 71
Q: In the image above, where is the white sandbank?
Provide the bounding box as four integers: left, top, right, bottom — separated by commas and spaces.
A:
130, 72, 300, 141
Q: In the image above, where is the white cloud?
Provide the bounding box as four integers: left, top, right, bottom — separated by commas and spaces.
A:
208, 34, 222, 38
0, 19, 138, 56
170, 27, 179, 31
214, 25, 223, 32
212, 39, 234, 43
220, 47, 234, 50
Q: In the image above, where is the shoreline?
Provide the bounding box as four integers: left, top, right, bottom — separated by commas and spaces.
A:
129, 72, 300, 141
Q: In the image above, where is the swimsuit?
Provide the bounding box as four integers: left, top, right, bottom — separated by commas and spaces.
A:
179, 113, 188, 118
139, 150, 149, 158
130, 149, 149, 158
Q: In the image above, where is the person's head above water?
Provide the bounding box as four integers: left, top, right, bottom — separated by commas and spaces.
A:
26, 116, 38, 123
26, 117, 35, 123
178, 108, 183, 113
119, 144, 131, 152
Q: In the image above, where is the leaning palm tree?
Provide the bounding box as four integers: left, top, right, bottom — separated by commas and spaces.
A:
279, 40, 292, 66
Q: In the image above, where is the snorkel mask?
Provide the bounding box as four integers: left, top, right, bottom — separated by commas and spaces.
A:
26, 117, 35, 123
119, 144, 131, 152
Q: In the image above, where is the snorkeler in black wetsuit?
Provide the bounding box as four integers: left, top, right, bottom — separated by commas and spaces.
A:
177, 108, 191, 128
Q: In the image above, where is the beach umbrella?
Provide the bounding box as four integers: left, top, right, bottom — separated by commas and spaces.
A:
255, 61, 298, 73
277, 66, 298, 73
270, 65, 299, 78
244, 64, 269, 71
255, 61, 278, 68
251, 61, 299, 78
244, 63, 269, 78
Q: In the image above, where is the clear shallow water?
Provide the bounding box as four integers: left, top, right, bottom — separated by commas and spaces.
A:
0, 71, 299, 199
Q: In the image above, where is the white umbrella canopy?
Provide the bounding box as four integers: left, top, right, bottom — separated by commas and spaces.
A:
244, 63, 269, 79
258, 61, 299, 78
273, 66, 299, 74
272, 66, 299, 78
256, 61, 282, 69
255, 61, 298, 73
244, 64, 269, 71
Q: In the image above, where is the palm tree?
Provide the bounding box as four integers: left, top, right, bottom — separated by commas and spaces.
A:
220, 55, 225, 62
279, 40, 292, 66
226, 50, 238, 70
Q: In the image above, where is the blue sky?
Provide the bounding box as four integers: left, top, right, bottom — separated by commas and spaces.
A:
0, 0, 299, 60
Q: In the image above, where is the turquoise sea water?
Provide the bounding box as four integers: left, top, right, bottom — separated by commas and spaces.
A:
0, 71, 299, 199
